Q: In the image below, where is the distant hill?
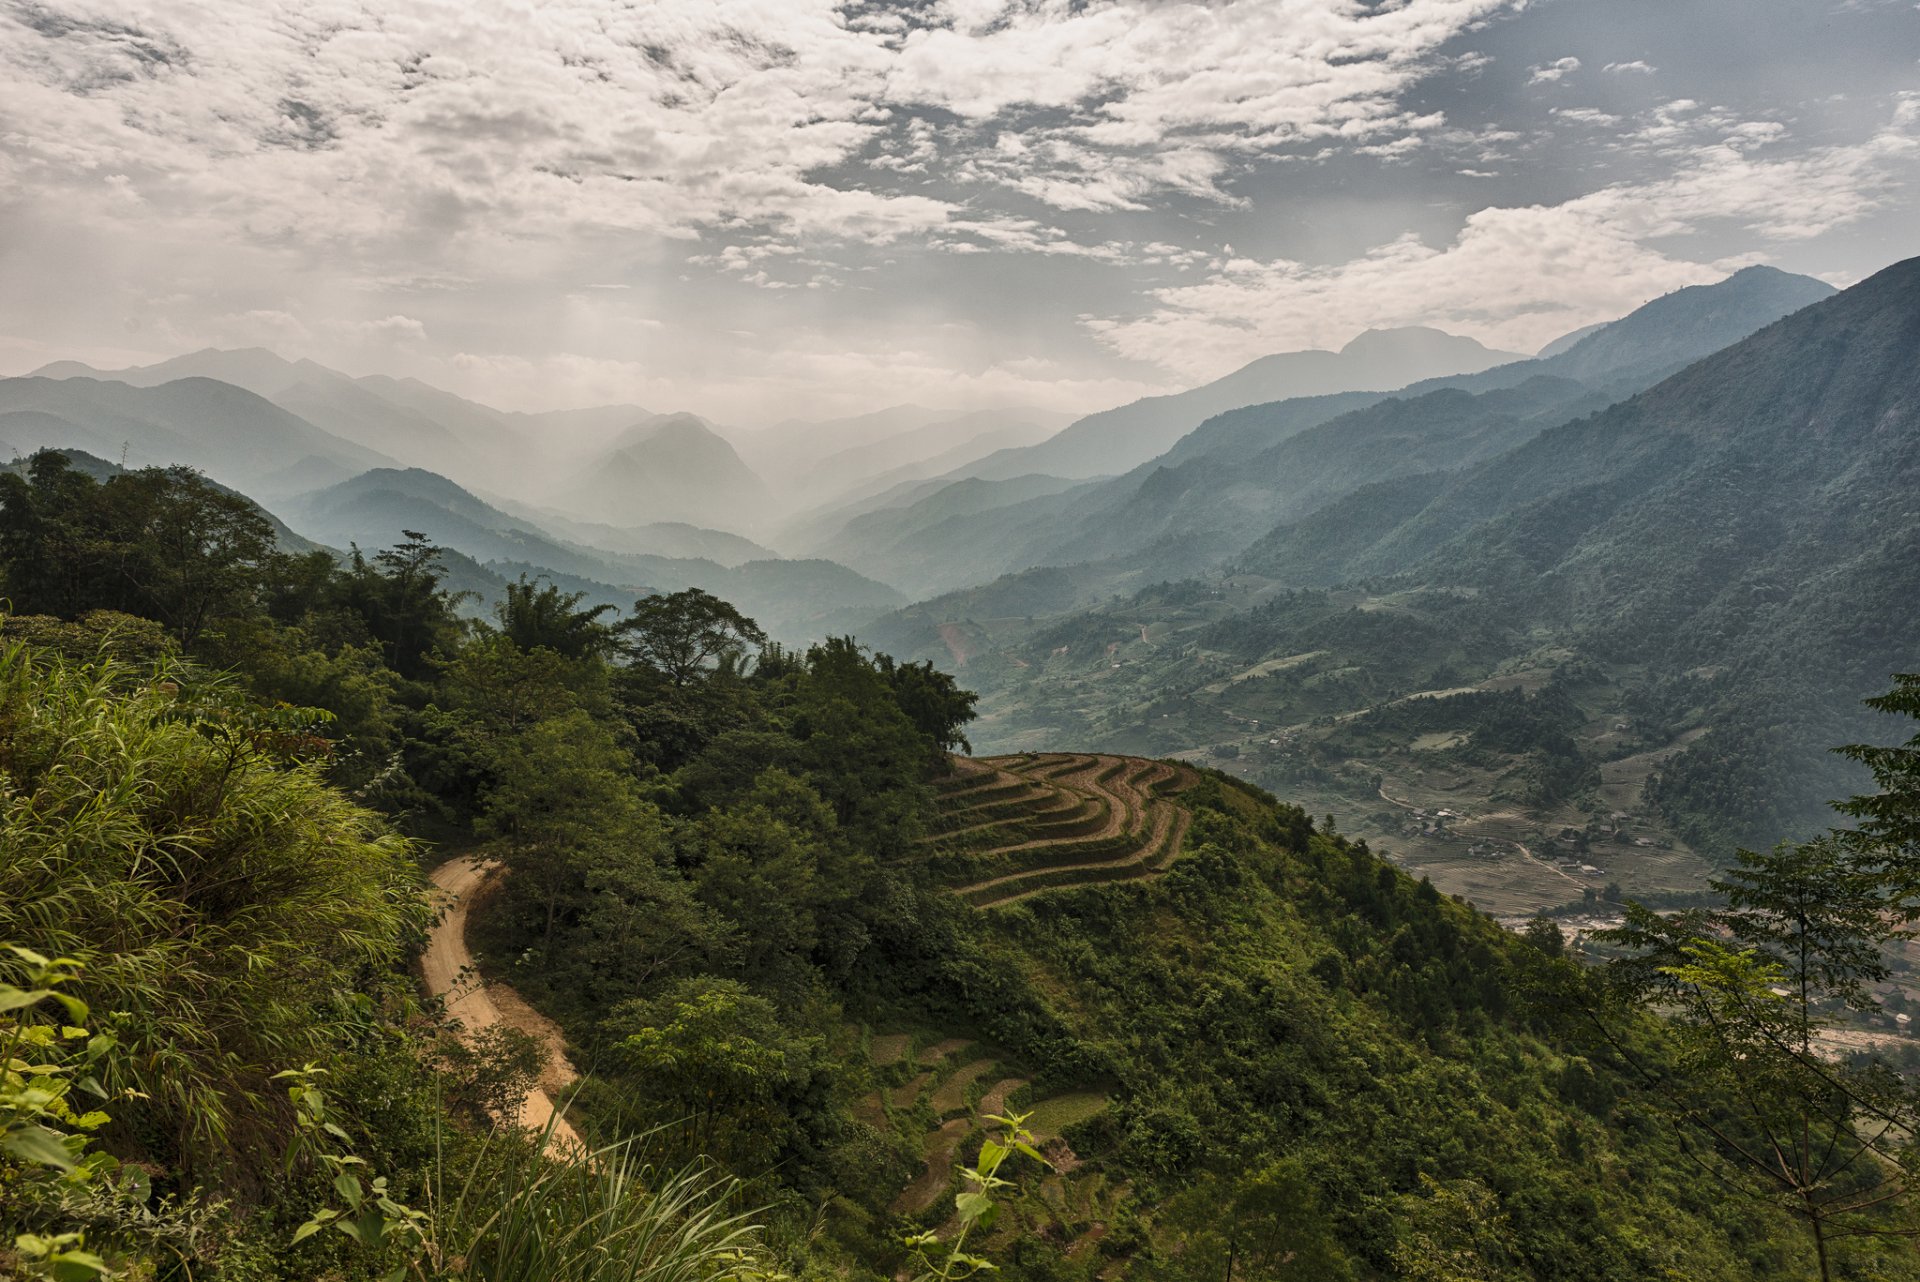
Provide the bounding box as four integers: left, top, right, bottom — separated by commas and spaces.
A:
489, 504, 775, 567
791, 409, 1061, 509
838, 266, 1838, 600
963, 327, 1524, 483
808, 473, 1094, 592
568, 413, 773, 531
276, 465, 902, 645
28, 348, 665, 498
1220, 256, 1917, 848
0, 376, 392, 493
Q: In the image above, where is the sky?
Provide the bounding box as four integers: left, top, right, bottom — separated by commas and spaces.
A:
0, 0, 1915, 425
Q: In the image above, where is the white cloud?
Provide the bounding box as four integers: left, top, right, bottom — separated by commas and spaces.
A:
1529, 57, 1582, 84
354, 314, 428, 342
1604, 60, 1656, 74
1084, 103, 1920, 379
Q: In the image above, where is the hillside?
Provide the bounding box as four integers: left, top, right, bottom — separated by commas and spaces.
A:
971, 327, 1522, 482
6, 442, 1916, 1280
830, 268, 1835, 600
568, 412, 773, 530
0, 374, 393, 492
864, 258, 1911, 898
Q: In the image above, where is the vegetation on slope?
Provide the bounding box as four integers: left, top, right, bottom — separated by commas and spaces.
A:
4, 445, 1918, 1280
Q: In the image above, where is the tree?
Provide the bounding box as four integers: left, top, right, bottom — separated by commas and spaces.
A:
1835, 673, 1920, 880
0, 453, 276, 647
493, 575, 615, 659
478, 709, 657, 953
335, 531, 467, 680
604, 976, 824, 1168
617, 588, 766, 687
877, 653, 979, 761
1602, 676, 1920, 1277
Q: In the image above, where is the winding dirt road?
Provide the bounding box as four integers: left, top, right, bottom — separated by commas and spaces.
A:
424, 855, 584, 1153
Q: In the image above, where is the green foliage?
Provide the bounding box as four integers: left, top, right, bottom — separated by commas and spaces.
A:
0, 451, 276, 648
493, 576, 616, 660
904, 1110, 1048, 1282
0, 640, 428, 1173
1601, 677, 1920, 1277
620, 588, 767, 687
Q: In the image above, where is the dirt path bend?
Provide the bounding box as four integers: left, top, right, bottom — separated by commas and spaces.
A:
425, 855, 584, 1154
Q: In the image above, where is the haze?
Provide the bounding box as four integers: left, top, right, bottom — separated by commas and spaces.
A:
3, 0, 1916, 426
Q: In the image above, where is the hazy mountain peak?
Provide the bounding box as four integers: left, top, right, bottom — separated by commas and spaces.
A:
1544, 265, 1837, 385
1337, 326, 1502, 361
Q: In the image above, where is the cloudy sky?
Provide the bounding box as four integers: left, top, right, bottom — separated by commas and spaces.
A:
0, 0, 1915, 424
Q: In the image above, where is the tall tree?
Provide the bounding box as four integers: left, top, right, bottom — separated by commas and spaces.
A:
617, 588, 766, 687
493, 575, 615, 659
1603, 676, 1920, 1277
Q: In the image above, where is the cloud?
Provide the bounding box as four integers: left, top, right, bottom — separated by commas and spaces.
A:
1529, 56, 1581, 84
0, 0, 1525, 264
1083, 102, 1920, 379
0, 1, 1915, 423
352, 314, 428, 342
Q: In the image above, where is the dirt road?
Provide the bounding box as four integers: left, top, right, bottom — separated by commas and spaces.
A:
424, 855, 584, 1153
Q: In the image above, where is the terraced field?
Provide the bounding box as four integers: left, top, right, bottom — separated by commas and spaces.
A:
922, 753, 1200, 907
853, 1028, 1124, 1258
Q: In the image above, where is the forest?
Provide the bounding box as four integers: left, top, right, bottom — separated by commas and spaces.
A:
5, 448, 1920, 1281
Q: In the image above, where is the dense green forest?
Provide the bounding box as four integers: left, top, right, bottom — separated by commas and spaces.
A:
6, 448, 1920, 1281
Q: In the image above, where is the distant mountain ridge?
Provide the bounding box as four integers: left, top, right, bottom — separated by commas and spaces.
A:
961, 326, 1525, 483
823, 267, 1836, 601
0, 375, 393, 493
569, 413, 773, 531
274, 465, 902, 644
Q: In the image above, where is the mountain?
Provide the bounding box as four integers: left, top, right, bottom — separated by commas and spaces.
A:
965, 327, 1524, 483
807, 473, 1094, 592
0, 375, 392, 493
1541, 265, 1837, 387
839, 266, 1839, 601
924, 256, 1914, 884
793, 409, 1061, 504
568, 413, 773, 530
278, 465, 902, 644
27, 348, 668, 496
488, 503, 775, 567
30, 348, 479, 465
1535, 322, 1609, 358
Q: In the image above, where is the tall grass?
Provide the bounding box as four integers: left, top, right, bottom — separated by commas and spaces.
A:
423, 1121, 768, 1282
0, 638, 427, 1173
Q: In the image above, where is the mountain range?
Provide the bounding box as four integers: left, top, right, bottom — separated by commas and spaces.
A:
861, 258, 1910, 886
809, 266, 1836, 600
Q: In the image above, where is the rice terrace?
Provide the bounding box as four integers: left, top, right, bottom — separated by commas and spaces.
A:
921, 754, 1200, 908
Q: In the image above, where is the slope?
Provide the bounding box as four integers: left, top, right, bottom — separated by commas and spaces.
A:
0, 375, 393, 493
568, 413, 773, 531
945, 257, 1916, 872
845, 268, 1835, 601
973, 327, 1522, 482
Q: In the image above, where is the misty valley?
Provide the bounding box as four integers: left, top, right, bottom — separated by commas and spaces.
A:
5, 4, 1920, 1281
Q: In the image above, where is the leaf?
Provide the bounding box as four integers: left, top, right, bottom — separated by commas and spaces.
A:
292, 1215, 331, 1244
334, 1169, 364, 1207
954, 1191, 993, 1222
0, 987, 53, 1013
2, 1123, 78, 1171
45, 1249, 111, 1282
